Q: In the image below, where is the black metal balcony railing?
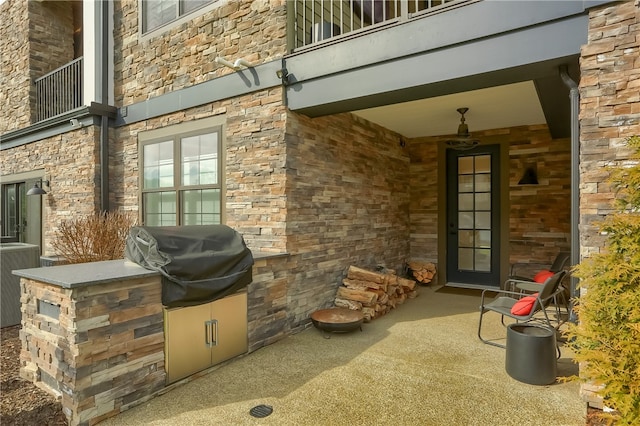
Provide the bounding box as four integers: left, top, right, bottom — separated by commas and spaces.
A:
34, 57, 83, 122
293, 0, 459, 49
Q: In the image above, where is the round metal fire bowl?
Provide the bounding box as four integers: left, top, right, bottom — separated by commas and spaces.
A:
310, 307, 364, 337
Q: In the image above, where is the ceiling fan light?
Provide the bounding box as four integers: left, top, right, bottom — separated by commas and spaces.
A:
446, 107, 479, 150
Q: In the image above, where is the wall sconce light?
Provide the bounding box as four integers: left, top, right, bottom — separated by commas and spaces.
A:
445, 107, 480, 151
26, 179, 50, 196
276, 67, 290, 85
518, 165, 539, 185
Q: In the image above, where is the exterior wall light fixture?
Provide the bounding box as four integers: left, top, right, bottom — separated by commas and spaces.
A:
27, 179, 50, 196
518, 165, 539, 185
70, 118, 83, 129
276, 67, 290, 85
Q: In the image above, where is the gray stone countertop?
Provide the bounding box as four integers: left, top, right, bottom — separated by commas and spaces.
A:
12, 251, 287, 289
13, 259, 160, 289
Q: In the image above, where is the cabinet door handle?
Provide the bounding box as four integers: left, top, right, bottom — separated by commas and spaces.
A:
204, 320, 218, 347
210, 319, 218, 347
205, 320, 213, 347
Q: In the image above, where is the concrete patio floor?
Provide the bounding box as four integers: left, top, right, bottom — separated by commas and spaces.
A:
101, 286, 586, 426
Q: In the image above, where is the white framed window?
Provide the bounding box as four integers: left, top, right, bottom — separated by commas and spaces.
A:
140, 123, 223, 226
142, 0, 214, 34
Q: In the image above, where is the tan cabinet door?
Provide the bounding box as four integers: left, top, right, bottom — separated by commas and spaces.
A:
164, 302, 213, 384
164, 292, 248, 384
211, 292, 248, 364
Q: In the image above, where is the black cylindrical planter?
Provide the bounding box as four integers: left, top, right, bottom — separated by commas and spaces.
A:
505, 324, 557, 385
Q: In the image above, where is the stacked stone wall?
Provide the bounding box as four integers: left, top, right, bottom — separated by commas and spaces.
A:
408, 138, 439, 263
27, 1, 74, 78
111, 88, 287, 252
0, 127, 101, 255
247, 254, 291, 351
1, 0, 32, 132
284, 111, 411, 327
113, 0, 287, 106
579, 1, 640, 257
579, 0, 640, 409
0, 0, 74, 133
506, 126, 571, 265
20, 275, 165, 425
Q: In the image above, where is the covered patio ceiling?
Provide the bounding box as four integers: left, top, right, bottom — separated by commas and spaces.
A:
352, 81, 549, 139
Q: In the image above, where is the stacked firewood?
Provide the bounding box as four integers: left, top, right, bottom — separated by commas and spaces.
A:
334, 265, 418, 321
407, 260, 437, 285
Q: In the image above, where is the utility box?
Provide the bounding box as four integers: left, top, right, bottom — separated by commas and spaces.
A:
2, 243, 40, 327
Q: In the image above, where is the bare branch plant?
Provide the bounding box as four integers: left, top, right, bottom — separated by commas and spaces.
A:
52, 211, 137, 264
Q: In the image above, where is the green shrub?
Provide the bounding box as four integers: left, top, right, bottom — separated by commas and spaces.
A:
52, 211, 137, 264
567, 135, 640, 425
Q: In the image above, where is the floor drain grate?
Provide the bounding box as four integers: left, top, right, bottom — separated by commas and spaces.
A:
249, 404, 273, 418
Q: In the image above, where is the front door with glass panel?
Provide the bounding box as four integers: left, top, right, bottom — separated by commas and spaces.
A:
446, 146, 500, 287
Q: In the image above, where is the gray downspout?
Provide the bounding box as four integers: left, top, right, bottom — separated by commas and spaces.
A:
559, 65, 579, 323
100, 0, 110, 212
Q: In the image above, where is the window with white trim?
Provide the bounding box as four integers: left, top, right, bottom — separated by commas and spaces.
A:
142, 0, 214, 33
141, 126, 222, 226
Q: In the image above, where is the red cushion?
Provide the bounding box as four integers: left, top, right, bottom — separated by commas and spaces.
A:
533, 270, 554, 283
510, 293, 539, 316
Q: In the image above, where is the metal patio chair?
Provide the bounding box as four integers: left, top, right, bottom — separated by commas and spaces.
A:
509, 251, 571, 322
478, 270, 567, 348
508, 251, 570, 284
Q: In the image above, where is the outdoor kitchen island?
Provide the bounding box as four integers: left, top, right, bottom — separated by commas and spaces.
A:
14, 251, 289, 426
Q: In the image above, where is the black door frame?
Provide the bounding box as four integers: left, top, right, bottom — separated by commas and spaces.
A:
445, 145, 501, 288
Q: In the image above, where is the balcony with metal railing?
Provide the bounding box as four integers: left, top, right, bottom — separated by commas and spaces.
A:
34, 57, 83, 122
292, 0, 462, 49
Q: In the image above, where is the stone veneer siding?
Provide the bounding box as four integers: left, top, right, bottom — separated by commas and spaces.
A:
0, 0, 74, 133
409, 125, 571, 276
0, 0, 30, 133
579, 1, 640, 257
113, 0, 287, 106
20, 275, 165, 426
578, 0, 640, 409
247, 255, 292, 350
506, 126, 571, 265
0, 127, 102, 255
408, 138, 439, 263
112, 88, 288, 252
284, 111, 411, 325
27, 1, 74, 84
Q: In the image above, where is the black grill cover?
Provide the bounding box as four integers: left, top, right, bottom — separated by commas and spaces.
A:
125, 225, 254, 308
